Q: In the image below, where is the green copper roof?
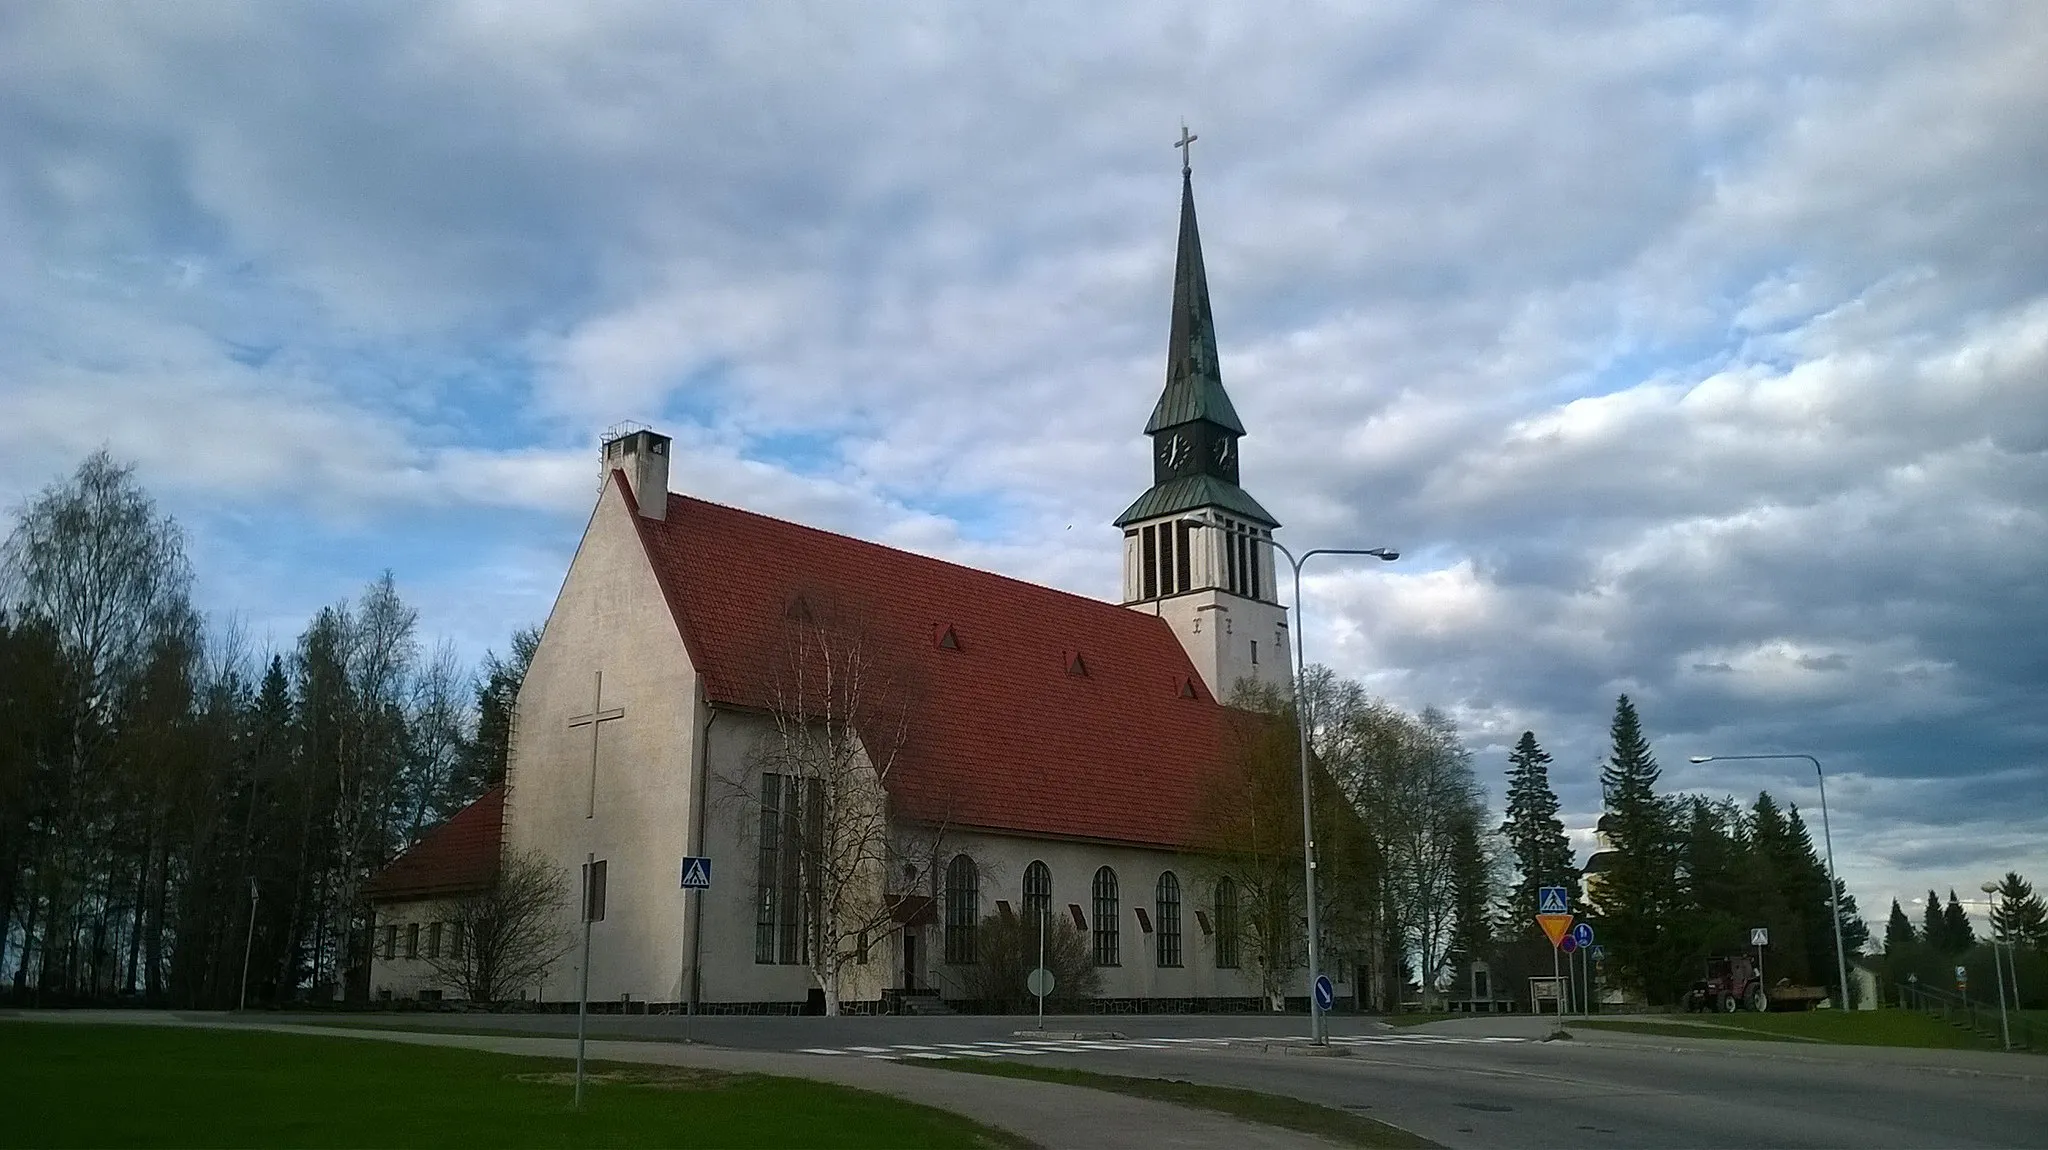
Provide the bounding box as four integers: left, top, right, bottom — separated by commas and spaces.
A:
1114, 474, 1279, 529
1145, 171, 1246, 436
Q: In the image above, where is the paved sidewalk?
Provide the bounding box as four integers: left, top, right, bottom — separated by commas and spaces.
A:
13, 1012, 1352, 1149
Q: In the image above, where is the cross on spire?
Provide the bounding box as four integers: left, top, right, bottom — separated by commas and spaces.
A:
1175, 120, 1198, 176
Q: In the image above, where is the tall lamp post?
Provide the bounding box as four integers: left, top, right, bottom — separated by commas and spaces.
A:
1689, 753, 1851, 1011
1981, 880, 2012, 1050
1183, 518, 1398, 1044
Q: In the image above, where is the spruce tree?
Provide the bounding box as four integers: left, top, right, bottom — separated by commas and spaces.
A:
1884, 899, 1916, 953
1942, 890, 1976, 951
1990, 872, 2048, 948
1923, 890, 1948, 951
1592, 695, 1679, 1000
1499, 731, 1578, 935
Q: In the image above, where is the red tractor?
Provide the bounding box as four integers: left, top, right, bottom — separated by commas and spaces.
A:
1683, 955, 1826, 1013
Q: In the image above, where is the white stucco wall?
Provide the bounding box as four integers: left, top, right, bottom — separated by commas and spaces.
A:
503, 476, 704, 1006
368, 899, 465, 1001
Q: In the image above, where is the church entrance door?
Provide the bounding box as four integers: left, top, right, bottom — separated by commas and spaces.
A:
902, 932, 919, 991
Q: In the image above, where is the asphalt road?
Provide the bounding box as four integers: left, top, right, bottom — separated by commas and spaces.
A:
238, 1009, 2046, 1148
1035, 1026, 2048, 1149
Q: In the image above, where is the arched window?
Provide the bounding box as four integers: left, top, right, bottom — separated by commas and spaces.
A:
1214, 877, 1240, 969
1091, 866, 1120, 967
1022, 861, 1052, 931
944, 854, 978, 965
1156, 872, 1182, 967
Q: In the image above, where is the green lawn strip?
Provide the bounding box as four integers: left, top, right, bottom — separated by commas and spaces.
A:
273, 1016, 687, 1043
1582, 1010, 2009, 1051
1576, 1020, 1812, 1043
0, 1022, 1023, 1149
922, 1057, 1435, 1149
1380, 1013, 1460, 1028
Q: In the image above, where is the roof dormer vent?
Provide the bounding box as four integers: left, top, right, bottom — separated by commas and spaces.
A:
1066, 651, 1088, 677
936, 625, 961, 651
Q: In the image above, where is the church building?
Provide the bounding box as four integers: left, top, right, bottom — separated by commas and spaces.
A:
368, 158, 1340, 1013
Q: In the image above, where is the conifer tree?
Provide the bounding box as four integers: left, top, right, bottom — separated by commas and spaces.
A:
1922, 889, 1948, 951
1884, 899, 1916, 953
1989, 872, 2048, 948
1942, 890, 1976, 952
1499, 731, 1578, 935
1591, 695, 1680, 1000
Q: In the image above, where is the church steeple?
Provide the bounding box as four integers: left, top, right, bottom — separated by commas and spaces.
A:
1147, 165, 1245, 440
1117, 128, 1290, 701
1116, 136, 1276, 532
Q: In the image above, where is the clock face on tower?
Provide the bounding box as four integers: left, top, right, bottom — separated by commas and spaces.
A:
1213, 437, 1235, 466
1160, 434, 1192, 471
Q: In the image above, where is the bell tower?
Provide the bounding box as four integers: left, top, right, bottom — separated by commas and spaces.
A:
1117, 131, 1290, 702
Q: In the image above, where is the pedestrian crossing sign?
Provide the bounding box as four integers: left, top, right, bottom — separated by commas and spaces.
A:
680, 855, 712, 890
1538, 886, 1568, 915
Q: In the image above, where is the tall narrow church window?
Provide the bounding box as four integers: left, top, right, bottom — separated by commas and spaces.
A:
944, 854, 979, 965
804, 780, 826, 964
1251, 530, 1264, 599
777, 775, 804, 964
1022, 861, 1052, 931
1214, 878, 1240, 969
1156, 872, 1182, 968
1092, 867, 1121, 967
1141, 526, 1158, 599
1225, 519, 1241, 594
756, 773, 811, 965
1175, 521, 1193, 593
1159, 521, 1175, 596
755, 774, 781, 963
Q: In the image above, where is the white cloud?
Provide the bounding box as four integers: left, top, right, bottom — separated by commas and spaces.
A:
2, 0, 2045, 907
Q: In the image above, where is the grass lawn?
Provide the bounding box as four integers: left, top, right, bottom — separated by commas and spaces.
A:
1574, 1020, 1812, 1043
1380, 1013, 1460, 1028
923, 1058, 1435, 1149
1578, 1009, 2014, 1051
0, 1023, 1024, 1149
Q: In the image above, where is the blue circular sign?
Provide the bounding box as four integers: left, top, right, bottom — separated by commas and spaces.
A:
1572, 922, 1594, 947
1313, 975, 1335, 1011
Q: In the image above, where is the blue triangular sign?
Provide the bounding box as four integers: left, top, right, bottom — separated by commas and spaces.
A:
680, 856, 712, 889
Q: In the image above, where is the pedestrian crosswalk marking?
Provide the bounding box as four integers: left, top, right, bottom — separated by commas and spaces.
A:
796, 1032, 1527, 1059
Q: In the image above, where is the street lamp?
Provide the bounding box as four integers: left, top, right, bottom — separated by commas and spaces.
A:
1981, 880, 2012, 1050
1689, 753, 1851, 1012
1182, 516, 1398, 1044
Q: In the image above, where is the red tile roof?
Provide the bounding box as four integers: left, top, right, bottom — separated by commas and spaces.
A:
623, 475, 1238, 849
364, 786, 505, 903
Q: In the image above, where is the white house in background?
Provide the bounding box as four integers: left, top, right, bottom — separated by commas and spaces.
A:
365, 786, 506, 1002
368, 163, 1342, 1013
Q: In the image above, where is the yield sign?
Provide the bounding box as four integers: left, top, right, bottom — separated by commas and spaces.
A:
1537, 913, 1575, 948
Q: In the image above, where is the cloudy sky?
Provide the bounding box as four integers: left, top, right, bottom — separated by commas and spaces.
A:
4, 2, 2043, 930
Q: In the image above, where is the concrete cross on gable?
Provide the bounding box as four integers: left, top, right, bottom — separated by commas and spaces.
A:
567, 670, 625, 819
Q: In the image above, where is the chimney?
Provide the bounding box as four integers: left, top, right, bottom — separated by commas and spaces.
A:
600, 427, 671, 520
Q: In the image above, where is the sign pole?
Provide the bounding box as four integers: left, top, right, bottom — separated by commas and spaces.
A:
576, 852, 594, 1112
1037, 907, 1046, 1031
683, 886, 695, 1045
1552, 945, 1563, 1031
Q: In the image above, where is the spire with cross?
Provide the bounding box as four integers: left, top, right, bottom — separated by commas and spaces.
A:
1175, 120, 1197, 176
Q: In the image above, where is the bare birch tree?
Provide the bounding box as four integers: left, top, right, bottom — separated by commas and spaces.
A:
723, 593, 927, 1016
419, 847, 572, 1003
